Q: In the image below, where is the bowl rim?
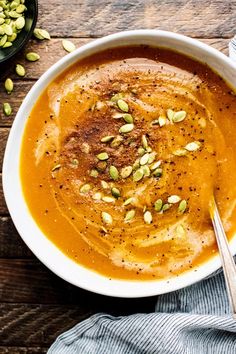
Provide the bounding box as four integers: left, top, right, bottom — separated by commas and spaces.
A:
3, 29, 236, 298
0, 0, 38, 64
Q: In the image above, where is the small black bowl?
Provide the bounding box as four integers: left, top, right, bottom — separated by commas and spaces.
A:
0, 0, 38, 64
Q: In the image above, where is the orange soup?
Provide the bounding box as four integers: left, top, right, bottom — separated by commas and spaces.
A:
20, 46, 236, 280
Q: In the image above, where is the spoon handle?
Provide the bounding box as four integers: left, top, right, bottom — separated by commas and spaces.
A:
210, 197, 236, 319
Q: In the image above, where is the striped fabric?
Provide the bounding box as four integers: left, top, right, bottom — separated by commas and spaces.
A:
48, 43, 236, 354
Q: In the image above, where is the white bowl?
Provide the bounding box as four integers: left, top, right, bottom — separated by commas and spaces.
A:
3, 30, 236, 298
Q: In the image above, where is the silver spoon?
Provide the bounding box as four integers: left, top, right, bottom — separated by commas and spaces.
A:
210, 196, 236, 319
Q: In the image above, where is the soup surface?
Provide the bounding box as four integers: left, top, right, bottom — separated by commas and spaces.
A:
21, 46, 236, 280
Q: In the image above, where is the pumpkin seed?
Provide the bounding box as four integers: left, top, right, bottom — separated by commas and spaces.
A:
141, 165, 150, 177
102, 196, 115, 203
173, 110, 186, 123
117, 99, 129, 112
132, 158, 140, 171
51, 164, 61, 172
2, 41, 11, 47
140, 153, 150, 166
133, 168, 144, 182
0, 33, 7, 46
158, 116, 166, 127
167, 109, 174, 122
119, 123, 134, 134
8, 33, 17, 42
138, 147, 145, 156
162, 203, 171, 211
168, 195, 181, 204
111, 187, 120, 198
142, 135, 148, 149
3, 102, 12, 116
151, 119, 159, 125
150, 160, 161, 170
102, 211, 113, 225
101, 181, 109, 190
144, 211, 152, 224
173, 149, 187, 156
0, 18, 4, 25
109, 165, 119, 180
178, 199, 187, 213
97, 161, 107, 171
124, 209, 135, 222
111, 93, 124, 102
110, 135, 123, 148
15, 64, 25, 77
185, 141, 201, 152
120, 165, 132, 179
4, 78, 13, 94
3, 23, 12, 35
93, 192, 102, 200
97, 152, 109, 160
62, 39, 76, 53
33, 28, 51, 40
123, 197, 133, 206
26, 52, 40, 62
90, 169, 98, 178
176, 224, 186, 238
148, 152, 156, 164
80, 184, 91, 193
123, 113, 133, 123
101, 135, 114, 143
113, 112, 124, 119
15, 16, 25, 29
152, 168, 163, 177
154, 199, 163, 212
16, 4, 25, 13
9, 10, 21, 18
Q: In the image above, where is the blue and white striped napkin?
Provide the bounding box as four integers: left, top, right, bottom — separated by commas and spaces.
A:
48, 40, 236, 354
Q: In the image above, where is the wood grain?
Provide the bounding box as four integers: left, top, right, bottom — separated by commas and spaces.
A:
0, 347, 47, 354
35, 0, 236, 38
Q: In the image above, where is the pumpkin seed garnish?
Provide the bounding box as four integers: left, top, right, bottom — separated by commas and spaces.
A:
123, 113, 133, 123
158, 116, 166, 127
132, 158, 140, 171
133, 168, 144, 182
93, 192, 102, 200
168, 195, 181, 204
113, 112, 124, 119
97, 161, 107, 171
3, 41, 12, 48
102, 211, 113, 225
90, 169, 98, 178
101, 180, 109, 189
144, 211, 152, 224
150, 160, 161, 170
167, 109, 174, 122
152, 168, 163, 177
109, 165, 119, 180
162, 203, 171, 211
178, 199, 187, 213
172, 110, 186, 123
110, 135, 123, 148
15, 64, 25, 77
51, 164, 61, 172
120, 166, 132, 179
141, 165, 150, 177
140, 153, 150, 166
148, 152, 156, 164
173, 149, 187, 156
4, 78, 13, 94
151, 119, 159, 125
117, 99, 129, 112
124, 209, 135, 222
123, 197, 133, 206
102, 196, 115, 203
0, 34, 7, 47
26, 52, 40, 62
3, 102, 12, 116
97, 152, 109, 160
138, 147, 145, 156
141, 135, 148, 149
111, 93, 124, 102
111, 187, 121, 198
176, 224, 186, 238
33, 28, 51, 40
185, 141, 201, 152
62, 39, 76, 53
15, 16, 25, 29
154, 199, 163, 212
80, 184, 91, 193
119, 123, 134, 134
101, 135, 114, 143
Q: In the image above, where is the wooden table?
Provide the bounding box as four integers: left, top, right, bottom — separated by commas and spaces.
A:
0, 0, 234, 352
